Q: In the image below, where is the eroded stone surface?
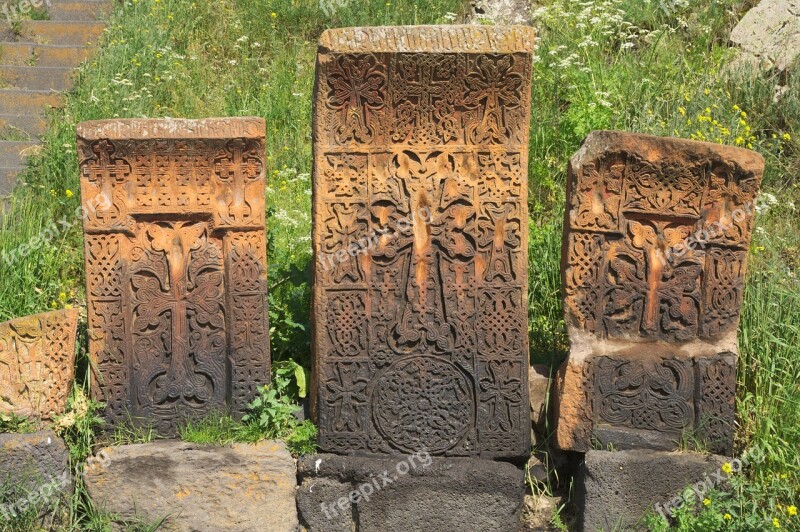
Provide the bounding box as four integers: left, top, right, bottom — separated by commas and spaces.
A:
577, 450, 727, 532
553, 131, 764, 454
297, 453, 525, 532
78, 118, 270, 436
312, 25, 535, 459
83, 440, 298, 532
730, 0, 800, 73
0, 309, 79, 419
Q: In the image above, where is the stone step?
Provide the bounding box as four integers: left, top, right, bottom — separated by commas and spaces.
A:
0, 20, 105, 46
0, 113, 46, 138
0, 43, 89, 67
0, 65, 72, 90
0, 165, 23, 196
47, 1, 111, 22
0, 140, 39, 167
0, 89, 61, 114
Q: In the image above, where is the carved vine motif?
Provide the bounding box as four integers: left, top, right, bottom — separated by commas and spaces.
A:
314, 42, 532, 458
564, 145, 763, 341
696, 355, 736, 455
594, 357, 695, 432
80, 122, 270, 435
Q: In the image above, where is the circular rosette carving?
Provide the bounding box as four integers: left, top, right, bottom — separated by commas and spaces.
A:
372, 356, 474, 453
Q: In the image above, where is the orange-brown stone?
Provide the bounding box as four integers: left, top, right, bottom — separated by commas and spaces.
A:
554, 131, 765, 455
312, 25, 535, 459
0, 309, 79, 420
78, 118, 270, 436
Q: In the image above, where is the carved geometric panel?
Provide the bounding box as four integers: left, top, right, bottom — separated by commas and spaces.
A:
312, 26, 535, 459
564, 131, 765, 342
79, 118, 270, 436
0, 309, 79, 420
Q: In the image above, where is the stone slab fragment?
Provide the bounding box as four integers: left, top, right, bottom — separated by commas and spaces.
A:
83, 440, 298, 532
730, 0, 800, 73
297, 453, 525, 532
0, 431, 71, 521
577, 449, 727, 531
312, 25, 535, 459
0, 309, 79, 419
78, 118, 271, 436
529, 364, 550, 435
554, 131, 765, 454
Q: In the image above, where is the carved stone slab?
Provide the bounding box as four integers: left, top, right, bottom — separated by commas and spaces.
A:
0, 309, 79, 420
312, 26, 535, 459
553, 131, 765, 455
78, 118, 270, 436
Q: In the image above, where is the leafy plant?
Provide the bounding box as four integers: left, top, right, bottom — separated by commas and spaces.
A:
285, 419, 318, 456
0, 413, 37, 434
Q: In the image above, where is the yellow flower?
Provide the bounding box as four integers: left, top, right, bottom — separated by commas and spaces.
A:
704, 498, 712, 507
739, 119, 747, 126
735, 137, 745, 146
724, 513, 732, 520
774, 517, 781, 528
789, 506, 798, 516
733, 104, 740, 111
65, 189, 74, 198
783, 133, 792, 141
740, 111, 748, 119
270, 12, 277, 18
678, 107, 686, 116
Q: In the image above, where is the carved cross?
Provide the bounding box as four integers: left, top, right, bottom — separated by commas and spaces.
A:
83, 140, 131, 221
215, 139, 262, 223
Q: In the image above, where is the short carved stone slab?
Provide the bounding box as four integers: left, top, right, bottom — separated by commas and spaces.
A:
0, 309, 79, 420
78, 118, 270, 436
553, 131, 764, 455
312, 26, 534, 459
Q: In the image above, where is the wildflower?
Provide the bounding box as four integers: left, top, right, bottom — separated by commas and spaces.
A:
733, 104, 740, 111
774, 517, 780, 528
724, 513, 732, 520
65, 189, 74, 198
783, 133, 792, 141
678, 107, 686, 116
270, 12, 277, 18
704, 498, 712, 507
735, 137, 744, 146
789, 506, 798, 516
739, 119, 747, 126
741, 111, 747, 118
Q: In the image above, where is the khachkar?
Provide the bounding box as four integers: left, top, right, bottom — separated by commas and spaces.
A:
0, 309, 79, 419
312, 26, 534, 459
78, 118, 271, 436
553, 131, 765, 455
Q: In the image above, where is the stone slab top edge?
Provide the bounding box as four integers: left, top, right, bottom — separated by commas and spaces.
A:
76, 117, 266, 141
318, 25, 535, 54
0, 307, 80, 328
572, 130, 766, 174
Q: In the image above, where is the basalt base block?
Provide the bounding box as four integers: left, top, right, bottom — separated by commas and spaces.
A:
296, 453, 525, 532
576, 449, 728, 532
0, 309, 79, 420
555, 131, 765, 455
312, 25, 535, 460
78, 118, 271, 437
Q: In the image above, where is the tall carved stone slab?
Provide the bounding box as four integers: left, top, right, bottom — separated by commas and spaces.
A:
78, 118, 270, 436
0, 309, 79, 420
553, 131, 764, 455
312, 26, 534, 459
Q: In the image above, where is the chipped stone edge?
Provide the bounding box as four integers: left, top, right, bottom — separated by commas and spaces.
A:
76, 117, 266, 140
318, 25, 535, 54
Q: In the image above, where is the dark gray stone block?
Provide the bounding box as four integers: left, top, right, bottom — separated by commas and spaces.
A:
0, 431, 71, 521
577, 450, 728, 531
297, 453, 525, 532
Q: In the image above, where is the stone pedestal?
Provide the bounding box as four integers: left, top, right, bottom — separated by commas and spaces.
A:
83, 440, 298, 532
0, 431, 71, 522
296, 453, 525, 532
576, 449, 728, 531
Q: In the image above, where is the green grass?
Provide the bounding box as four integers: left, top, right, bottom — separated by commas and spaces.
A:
0, 0, 798, 530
